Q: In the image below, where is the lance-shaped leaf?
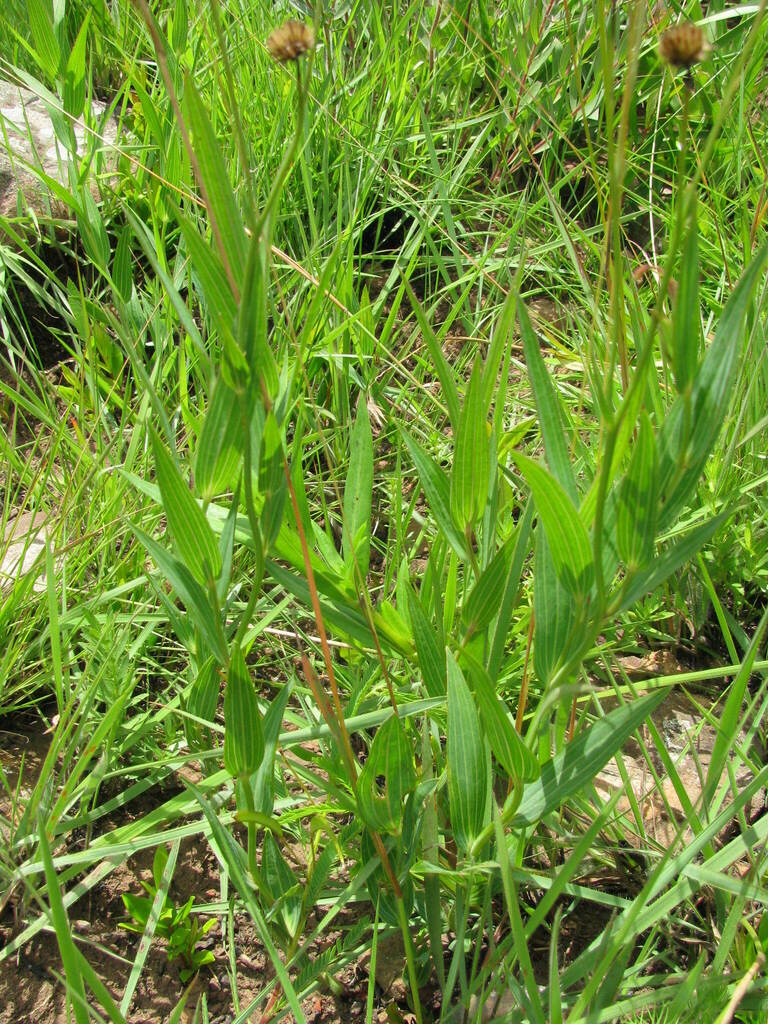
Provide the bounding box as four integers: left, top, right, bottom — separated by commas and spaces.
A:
447, 651, 489, 853
534, 532, 576, 685
151, 431, 222, 586
239, 231, 279, 401
451, 359, 491, 531
133, 526, 228, 665
262, 831, 301, 936
224, 645, 265, 780
259, 412, 287, 550
254, 682, 292, 816
27, 0, 60, 80
195, 376, 244, 501
487, 498, 534, 679
465, 656, 539, 783
462, 538, 512, 638
407, 586, 446, 698
174, 207, 237, 335
343, 398, 373, 578
171, 0, 188, 51
511, 690, 667, 828
657, 239, 768, 529
182, 76, 247, 287
518, 299, 577, 502
616, 412, 658, 571
513, 452, 593, 597
63, 12, 89, 119
357, 715, 416, 835
400, 427, 468, 559
618, 512, 728, 612
405, 281, 460, 430
188, 657, 220, 728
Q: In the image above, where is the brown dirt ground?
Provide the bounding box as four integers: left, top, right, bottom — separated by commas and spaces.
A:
0, 722, 431, 1024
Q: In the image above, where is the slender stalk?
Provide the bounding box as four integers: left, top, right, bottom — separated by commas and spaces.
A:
240, 777, 263, 891
253, 60, 311, 246
131, 0, 240, 300
396, 895, 424, 1024
207, 0, 259, 231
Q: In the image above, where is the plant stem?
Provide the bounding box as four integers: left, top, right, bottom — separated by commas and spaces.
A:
396, 895, 424, 1024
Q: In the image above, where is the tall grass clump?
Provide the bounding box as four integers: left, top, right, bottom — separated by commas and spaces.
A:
1, 1, 768, 1022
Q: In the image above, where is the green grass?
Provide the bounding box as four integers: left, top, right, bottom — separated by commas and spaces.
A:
2, 1, 768, 1021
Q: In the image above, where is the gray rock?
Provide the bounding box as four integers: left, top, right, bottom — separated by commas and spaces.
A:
466, 987, 517, 1023
0, 77, 117, 222
0, 510, 47, 592
595, 688, 766, 846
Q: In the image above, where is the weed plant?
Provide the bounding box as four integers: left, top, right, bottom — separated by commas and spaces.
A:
1, 1, 768, 1022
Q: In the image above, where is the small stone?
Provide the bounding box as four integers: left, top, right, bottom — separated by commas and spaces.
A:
0, 511, 47, 593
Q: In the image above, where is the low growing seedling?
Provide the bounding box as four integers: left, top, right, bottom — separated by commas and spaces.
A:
120, 846, 216, 982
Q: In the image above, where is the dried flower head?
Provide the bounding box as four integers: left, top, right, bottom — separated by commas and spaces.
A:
267, 20, 314, 63
659, 23, 711, 69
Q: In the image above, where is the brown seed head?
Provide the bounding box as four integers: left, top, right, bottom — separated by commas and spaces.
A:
659, 23, 711, 69
267, 20, 315, 63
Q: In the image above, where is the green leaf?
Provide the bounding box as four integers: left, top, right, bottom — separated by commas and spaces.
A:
513, 453, 594, 596
171, 0, 189, 52
462, 538, 512, 638
343, 398, 373, 578
487, 498, 534, 679
407, 586, 446, 698
254, 682, 292, 816
451, 358, 491, 531
223, 645, 265, 779
188, 656, 220, 725
266, 560, 378, 650
483, 284, 518, 416
174, 208, 238, 335
357, 715, 416, 834
75, 942, 136, 1024
26, 0, 60, 79
189, 785, 306, 1024
38, 819, 90, 1024
239, 230, 279, 400
702, 605, 768, 811
195, 377, 244, 500
615, 412, 658, 570
123, 209, 209, 373
657, 239, 768, 529
404, 281, 460, 430
671, 207, 700, 394
262, 831, 301, 935
447, 651, 489, 854
400, 427, 467, 559
533, 532, 575, 685
511, 690, 667, 827
151, 430, 222, 585
618, 512, 728, 611
63, 13, 90, 119
112, 226, 133, 304
182, 76, 247, 287
518, 299, 577, 502
133, 527, 228, 665
259, 412, 287, 550
217, 485, 239, 600
77, 189, 110, 272
466, 658, 539, 783
152, 844, 170, 891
